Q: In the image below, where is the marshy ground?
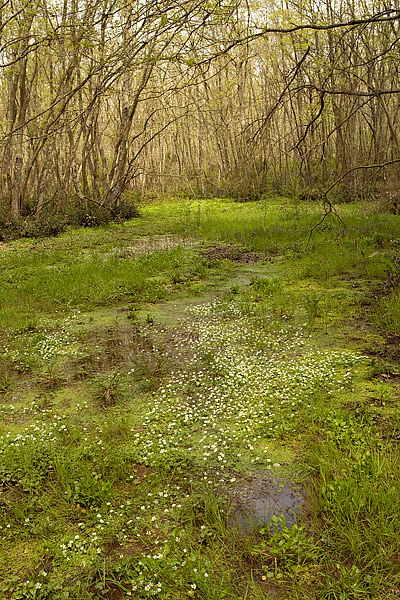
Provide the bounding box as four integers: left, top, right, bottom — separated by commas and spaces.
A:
0, 197, 399, 599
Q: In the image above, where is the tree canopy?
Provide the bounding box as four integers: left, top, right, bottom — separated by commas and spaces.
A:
1, 0, 399, 219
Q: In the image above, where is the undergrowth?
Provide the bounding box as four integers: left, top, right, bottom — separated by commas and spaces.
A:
0, 195, 140, 242
0, 196, 399, 599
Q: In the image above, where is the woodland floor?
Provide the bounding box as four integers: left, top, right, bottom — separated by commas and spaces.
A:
0, 197, 399, 600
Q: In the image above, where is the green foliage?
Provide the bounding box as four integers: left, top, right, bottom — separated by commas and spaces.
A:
320, 563, 381, 600
64, 196, 140, 228
0, 213, 67, 242
93, 370, 128, 408
0, 428, 61, 492
304, 415, 400, 598
0, 196, 399, 600
0, 196, 140, 242
130, 349, 169, 392
259, 515, 319, 573
0, 243, 210, 331
0, 372, 11, 393
374, 289, 400, 335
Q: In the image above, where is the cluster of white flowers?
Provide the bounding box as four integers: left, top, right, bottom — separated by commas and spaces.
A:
1, 284, 367, 598
129, 299, 364, 469
0, 414, 68, 448
1, 312, 82, 367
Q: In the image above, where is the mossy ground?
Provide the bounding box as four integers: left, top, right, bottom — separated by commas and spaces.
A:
0, 197, 399, 599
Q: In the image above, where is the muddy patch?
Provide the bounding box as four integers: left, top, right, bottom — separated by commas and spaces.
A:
66, 320, 198, 391
202, 245, 269, 263
229, 472, 304, 534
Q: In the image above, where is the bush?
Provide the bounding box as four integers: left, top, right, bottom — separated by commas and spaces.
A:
0, 195, 140, 241
65, 195, 140, 228
0, 214, 67, 242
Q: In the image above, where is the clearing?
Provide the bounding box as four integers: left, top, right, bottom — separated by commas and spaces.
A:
0, 197, 399, 600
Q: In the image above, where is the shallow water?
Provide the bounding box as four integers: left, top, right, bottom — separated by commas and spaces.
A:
229, 471, 304, 534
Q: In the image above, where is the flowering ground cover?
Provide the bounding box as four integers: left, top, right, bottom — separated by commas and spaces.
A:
0, 197, 399, 599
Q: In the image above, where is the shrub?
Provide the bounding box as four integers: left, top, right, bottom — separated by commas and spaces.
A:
0, 195, 140, 241
65, 196, 140, 228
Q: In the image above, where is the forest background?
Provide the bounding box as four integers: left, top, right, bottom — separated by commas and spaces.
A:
1, 0, 400, 234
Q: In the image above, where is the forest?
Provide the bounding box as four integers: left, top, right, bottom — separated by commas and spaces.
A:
0, 1, 400, 600
1, 0, 400, 222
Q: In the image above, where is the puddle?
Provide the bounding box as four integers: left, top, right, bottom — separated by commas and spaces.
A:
67, 320, 196, 385
229, 472, 304, 534
202, 245, 270, 263
108, 235, 197, 259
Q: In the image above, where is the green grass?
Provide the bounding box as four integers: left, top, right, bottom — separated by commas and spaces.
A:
0, 196, 399, 599
305, 413, 400, 599
0, 244, 209, 330
374, 289, 400, 336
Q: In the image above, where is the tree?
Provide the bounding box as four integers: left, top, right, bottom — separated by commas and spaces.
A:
0, 0, 399, 220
